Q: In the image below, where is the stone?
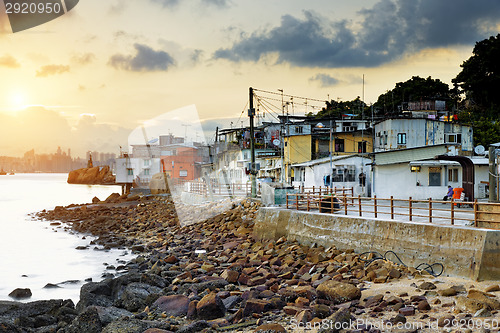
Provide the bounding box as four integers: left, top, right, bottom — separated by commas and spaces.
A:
65, 306, 102, 333
398, 306, 415, 316
418, 282, 436, 290
243, 299, 272, 317
439, 287, 458, 296
318, 308, 353, 333
8, 288, 32, 299
485, 285, 500, 293
221, 270, 239, 283
417, 300, 431, 311
467, 289, 500, 309
253, 323, 286, 332
437, 314, 455, 327
196, 293, 226, 320
176, 320, 210, 333
118, 282, 162, 312
316, 280, 361, 304
455, 296, 487, 313
152, 295, 190, 317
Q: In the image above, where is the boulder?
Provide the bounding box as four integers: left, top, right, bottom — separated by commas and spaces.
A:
152, 295, 190, 317
196, 293, 226, 320
8, 288, 32, 300
67, 166, 115, 185
316, 281, 361, 304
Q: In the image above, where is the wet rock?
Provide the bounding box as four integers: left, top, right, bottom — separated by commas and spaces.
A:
316, 280, 361, 304
117, 282, 162, 312
152, 295, 190, 317
94, 306, 133, 326
77, 280, 113, 311
196, 293, 225, 320
8, 288, 32, 299
101, 318, 170, 333
64, 306, 102, 333
176, 320, 209, 333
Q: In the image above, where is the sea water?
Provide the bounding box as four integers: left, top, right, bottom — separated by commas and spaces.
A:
0, 173, 135, 303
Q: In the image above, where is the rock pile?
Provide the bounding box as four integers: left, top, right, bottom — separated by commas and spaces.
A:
67, 166, 115, 185
9, 195, 500, 333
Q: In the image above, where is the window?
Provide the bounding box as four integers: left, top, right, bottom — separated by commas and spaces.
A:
334, 138, 345, 152
127, 169, 133, 176
295, 126, 303, 134
397, 133, 407, 145
332, 169, 344, 182
144, 169, 150, 176
448, 168, 459, 182
358, 141, 367, 153
429, 167, 441, 186
144, 159, 150, 166
445, 133, 462, 144
179, 170, 188, 177
345, 167, 356, 182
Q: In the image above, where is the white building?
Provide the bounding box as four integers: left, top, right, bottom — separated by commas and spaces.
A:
372, 145, 488, 200
291, 155, 372, 196
374, 118, 473, 154
115, 156, 162, 185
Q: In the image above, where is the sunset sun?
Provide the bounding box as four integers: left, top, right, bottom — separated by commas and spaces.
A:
9, 91, 28, 110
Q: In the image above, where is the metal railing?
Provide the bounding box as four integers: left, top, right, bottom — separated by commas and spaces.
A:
285, 193, 500, 228
185, 181, 262, 196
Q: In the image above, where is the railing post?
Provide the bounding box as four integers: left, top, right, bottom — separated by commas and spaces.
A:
450, 198, 454, 225
307, 193, 310, 211
474, 199, 478, 227
374, 195, 378, 218
344, 193, 348, 215
390, 196, 394, 219
428, 198, 432, 223
296, 193, 299, 211
409, 197, 412, 221
358, 195, 362, 216
330, 195, 334, 214
312, 186, 315, 194
286, 193, 289, 209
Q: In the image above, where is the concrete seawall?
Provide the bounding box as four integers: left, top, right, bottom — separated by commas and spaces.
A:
253, 207, 500, 281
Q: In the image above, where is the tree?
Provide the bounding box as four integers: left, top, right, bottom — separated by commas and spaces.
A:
309, 97, 368, 119
373, 76, 455, 115
453, 34, 500, 111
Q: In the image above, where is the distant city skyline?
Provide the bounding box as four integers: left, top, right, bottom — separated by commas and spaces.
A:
0, 0, 499, 156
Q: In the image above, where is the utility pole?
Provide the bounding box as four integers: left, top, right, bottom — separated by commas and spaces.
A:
249, 87, 257, 198
278, 89, 284, 183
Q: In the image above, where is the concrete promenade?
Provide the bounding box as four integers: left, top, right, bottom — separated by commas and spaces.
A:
254, 207, 500, 281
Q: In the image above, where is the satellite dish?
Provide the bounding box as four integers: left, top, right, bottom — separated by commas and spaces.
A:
273, 139, 280, 146
474, 145, 485, 155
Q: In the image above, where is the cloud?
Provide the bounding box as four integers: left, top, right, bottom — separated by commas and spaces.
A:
202, 0, 230, 8
310, 74, 340, 87
213, 0, 500, 68
71, 53, 95, 65
0, 55, 20, 68
109, 43, 175, 72
150, 0, 179, 8
36, 65, 70, 77
109, 0, 127, 15
0, 107, 130, 157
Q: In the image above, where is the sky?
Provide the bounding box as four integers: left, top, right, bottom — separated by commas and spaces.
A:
0, 0, 499, 157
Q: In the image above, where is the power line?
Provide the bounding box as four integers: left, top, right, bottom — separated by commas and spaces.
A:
254, 88, 327, 104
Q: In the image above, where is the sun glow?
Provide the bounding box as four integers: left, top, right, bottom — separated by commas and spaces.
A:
8, 91, 28, 111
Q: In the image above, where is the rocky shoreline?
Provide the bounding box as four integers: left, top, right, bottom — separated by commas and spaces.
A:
2, 194, 500, 332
